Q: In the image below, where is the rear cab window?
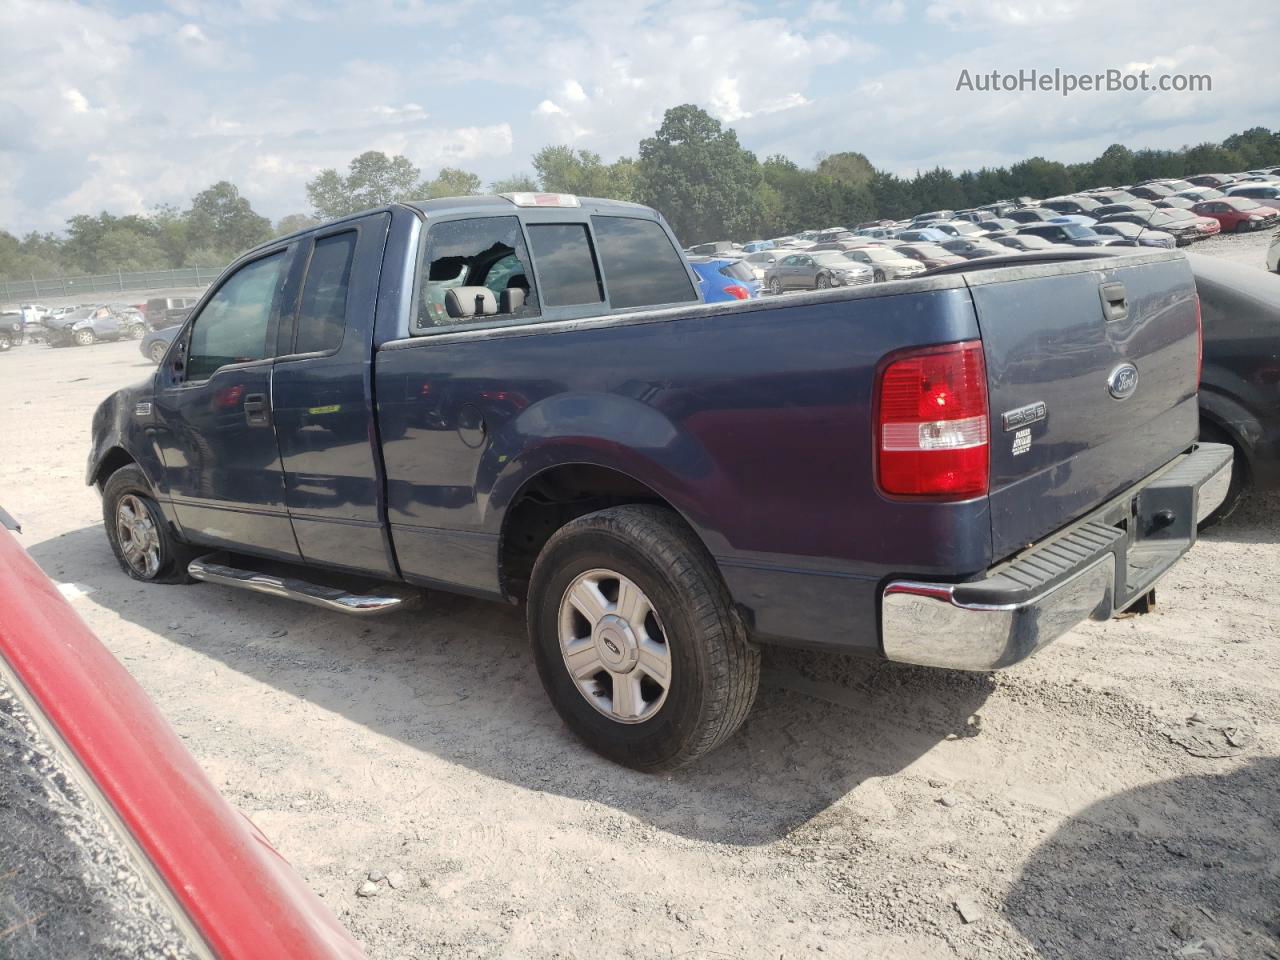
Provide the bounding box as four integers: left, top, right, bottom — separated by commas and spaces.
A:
590, 215, 697, 309
525, 223, 603, 307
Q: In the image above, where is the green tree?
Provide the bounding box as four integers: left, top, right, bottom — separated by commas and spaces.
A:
531, 147, 636, 199
185, 182, 272, 257
422, 167, 482, 198
275, 213, 320, 236
815, 151, 875, 187
634, 104, 763, 245
489, 174, 538, 193
306, 151, 423, 219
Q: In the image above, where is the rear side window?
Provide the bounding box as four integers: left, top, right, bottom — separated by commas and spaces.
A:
526, 224, 603, 307
186, 252, 285, 380
295, 232, 355, 354
591, 216, 697, 309
416, 215, 538, 331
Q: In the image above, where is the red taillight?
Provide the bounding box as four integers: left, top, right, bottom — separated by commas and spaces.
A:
876, 340, 989, 497
1194, 294, 1203, 385
723, 284, 750, 300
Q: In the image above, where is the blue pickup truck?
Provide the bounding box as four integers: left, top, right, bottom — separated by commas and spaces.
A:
88, 193, 1232, 769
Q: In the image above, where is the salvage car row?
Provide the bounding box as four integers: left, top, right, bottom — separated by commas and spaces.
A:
0, 297, 200, 351
684, 167, 1280, 301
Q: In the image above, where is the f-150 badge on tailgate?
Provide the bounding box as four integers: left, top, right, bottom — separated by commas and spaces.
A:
1001, 401, 1047, 431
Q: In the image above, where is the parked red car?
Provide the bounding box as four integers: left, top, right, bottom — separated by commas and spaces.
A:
0, 510, 364, 960
1191, 197, 1280, 233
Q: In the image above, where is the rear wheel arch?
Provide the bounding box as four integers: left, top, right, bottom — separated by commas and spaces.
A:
498, 462, 713, 604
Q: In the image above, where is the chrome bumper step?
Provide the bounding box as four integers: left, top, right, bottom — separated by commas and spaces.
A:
188, 555, 418, 616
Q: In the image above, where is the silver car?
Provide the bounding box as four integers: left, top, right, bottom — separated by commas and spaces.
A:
840, 246, 926, 281
764, 251, 874, 294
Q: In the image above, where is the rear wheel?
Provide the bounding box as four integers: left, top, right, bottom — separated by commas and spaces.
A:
74, 328, 95, 346
102, 465, 198, 583
527, 505, 760, 771
1197, 420, 1249, 529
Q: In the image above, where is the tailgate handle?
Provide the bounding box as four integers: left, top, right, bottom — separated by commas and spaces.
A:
1099, 282, 1128, 322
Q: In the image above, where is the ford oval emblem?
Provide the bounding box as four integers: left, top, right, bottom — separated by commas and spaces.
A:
1107, 362, 1139, 400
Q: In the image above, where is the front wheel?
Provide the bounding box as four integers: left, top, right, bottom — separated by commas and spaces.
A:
148, 340, 169, 363
1236, 220, 1253, 233
128, 323, 146, 339
102, 465, 198, 583
527, 505, 760, 771
815, 273, 831, 289
768, 277, 782, 295
74, 328, 95, 346
873, 269, 886, 283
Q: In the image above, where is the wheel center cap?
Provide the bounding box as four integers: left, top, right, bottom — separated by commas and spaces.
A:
594, 614, 639, 672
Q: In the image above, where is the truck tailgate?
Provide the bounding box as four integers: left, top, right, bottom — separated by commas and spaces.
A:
968, 252, 1200, 561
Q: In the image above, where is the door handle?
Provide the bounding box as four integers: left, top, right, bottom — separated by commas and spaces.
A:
1099, 282, 1128, 322
243, 393, 270, 427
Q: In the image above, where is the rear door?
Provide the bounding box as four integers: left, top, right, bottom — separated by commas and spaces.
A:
152, 247, 300, 559
970, 254, 1199, 560
271, 213, 396, 576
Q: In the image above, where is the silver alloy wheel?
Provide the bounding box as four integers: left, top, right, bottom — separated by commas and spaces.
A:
816, 273, 830, 289
116, 494, 162, 578
769, 278, 782, 295
149, 341, 168, 363
74, 328, 94, 346
558, 568, 671, 724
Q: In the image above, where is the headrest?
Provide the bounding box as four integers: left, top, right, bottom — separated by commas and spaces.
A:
445, 286, 498, 318
499, 288, 526, 313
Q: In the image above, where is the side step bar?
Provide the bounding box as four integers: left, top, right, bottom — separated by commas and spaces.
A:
188, 555, 418, 616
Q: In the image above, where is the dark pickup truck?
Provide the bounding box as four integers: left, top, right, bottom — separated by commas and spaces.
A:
87, 193, 1231, 770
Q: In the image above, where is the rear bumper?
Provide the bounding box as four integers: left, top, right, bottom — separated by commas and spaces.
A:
880, 442, 1233, 671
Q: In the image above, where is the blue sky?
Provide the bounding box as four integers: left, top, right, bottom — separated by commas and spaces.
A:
1, 0, 1277, 232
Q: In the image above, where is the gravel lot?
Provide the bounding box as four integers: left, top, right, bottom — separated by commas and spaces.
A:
2, 233, 1277, 960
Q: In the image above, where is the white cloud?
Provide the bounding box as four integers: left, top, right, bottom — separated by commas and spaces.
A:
63, 88, 90, 114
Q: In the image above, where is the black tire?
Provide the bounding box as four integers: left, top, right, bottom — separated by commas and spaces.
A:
149, 341, 169, 364
768, 277, 782, 296
1197, 421, 1249, 529
527, 505, 760, 771
102, 464, 198, 583
873, 269, 886, 283
815, 273, 831, 289
1236, 220, 1252, 233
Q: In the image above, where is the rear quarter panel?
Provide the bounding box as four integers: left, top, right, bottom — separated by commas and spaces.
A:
375, 282, 991, 649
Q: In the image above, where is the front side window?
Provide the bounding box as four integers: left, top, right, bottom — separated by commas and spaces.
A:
526, 223, 603, 307
416, 216, 538, 330
295, 232, 355, 354
186, 251, 285, 380
591, 216, 697, 309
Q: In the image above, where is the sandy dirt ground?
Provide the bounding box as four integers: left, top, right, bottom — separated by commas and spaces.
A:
1, 233, 1277, 959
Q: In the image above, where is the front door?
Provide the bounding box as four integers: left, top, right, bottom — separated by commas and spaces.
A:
271, 214, 396, 576
152, 247, 301, 560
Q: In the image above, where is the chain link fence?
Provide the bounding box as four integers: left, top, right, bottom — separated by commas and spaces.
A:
0, 266, 224, 303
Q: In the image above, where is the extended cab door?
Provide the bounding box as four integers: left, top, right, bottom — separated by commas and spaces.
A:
151, 246, 301, 560
270, 213, 396, 576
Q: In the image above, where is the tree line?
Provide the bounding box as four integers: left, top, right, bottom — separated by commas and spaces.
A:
4, 107, 1278, 280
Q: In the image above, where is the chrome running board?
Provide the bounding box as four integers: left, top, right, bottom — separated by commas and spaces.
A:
188, 555, 418, 616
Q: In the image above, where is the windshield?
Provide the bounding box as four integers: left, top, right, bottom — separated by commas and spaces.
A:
1225, 197, 1260, 210
905, 244, 949, 257
813, 252, 853, 266
1059, 224, 1096, 238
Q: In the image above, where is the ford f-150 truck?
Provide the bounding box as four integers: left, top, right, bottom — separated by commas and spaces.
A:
87, 193, 1232, 770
